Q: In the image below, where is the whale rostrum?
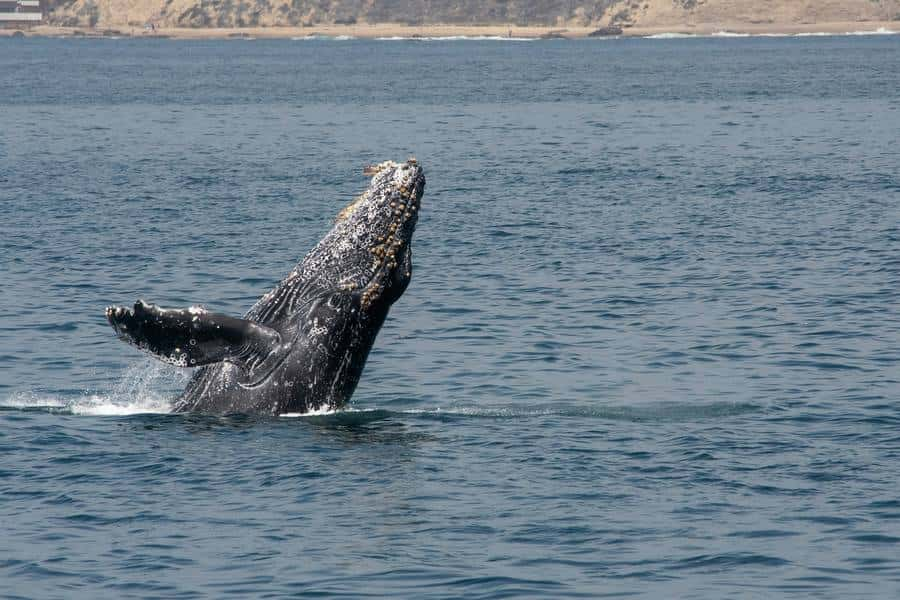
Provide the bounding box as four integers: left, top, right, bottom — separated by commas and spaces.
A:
105, 159, 425, 415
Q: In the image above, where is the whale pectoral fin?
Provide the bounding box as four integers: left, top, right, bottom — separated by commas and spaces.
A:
105, 300, 281, 369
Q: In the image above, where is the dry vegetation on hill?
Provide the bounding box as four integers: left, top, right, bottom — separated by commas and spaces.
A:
607, 0, 900, 29
43, 0, 900, 31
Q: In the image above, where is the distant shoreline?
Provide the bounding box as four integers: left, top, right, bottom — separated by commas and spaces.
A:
4, 21, 899, 40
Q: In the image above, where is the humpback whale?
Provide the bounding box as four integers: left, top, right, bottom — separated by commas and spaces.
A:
105, 159, 425, 415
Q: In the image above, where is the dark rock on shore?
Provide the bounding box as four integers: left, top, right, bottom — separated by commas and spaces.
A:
540, 29, 568, 38
589, 25, 623, 36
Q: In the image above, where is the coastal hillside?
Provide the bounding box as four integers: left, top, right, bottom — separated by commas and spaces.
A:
45, 0, 900, 30
605, 0, 900, 29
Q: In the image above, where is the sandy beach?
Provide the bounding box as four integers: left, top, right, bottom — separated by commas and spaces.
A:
4, 20, 898, 39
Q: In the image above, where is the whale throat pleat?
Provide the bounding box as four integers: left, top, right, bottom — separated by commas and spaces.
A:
244, 276, 331, 325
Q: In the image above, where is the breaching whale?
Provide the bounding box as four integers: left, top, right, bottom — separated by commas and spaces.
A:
105, 159, 425, 415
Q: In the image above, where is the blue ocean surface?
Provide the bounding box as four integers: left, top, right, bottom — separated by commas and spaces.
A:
1, 35, 899, 598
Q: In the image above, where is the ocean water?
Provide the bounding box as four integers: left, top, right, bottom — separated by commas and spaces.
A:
1, 35, 899, 598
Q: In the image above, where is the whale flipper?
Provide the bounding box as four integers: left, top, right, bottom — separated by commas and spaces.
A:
105, 300, 282, 370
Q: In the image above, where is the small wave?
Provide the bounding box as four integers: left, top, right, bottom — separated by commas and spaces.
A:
712, 31, 751, 38
674, 552, 789, 570
431, 35, 536, 41
231, 401, 761, 423
793, 29, 897, 37
644, 32, 696, 39
845, 27, 897, 36
291, 35, 355, 41
644, 29, 898, 40
388, 401, 760, 422
277, 400, 759, 423
375, 35, 535, 41
281, 407, 395, 427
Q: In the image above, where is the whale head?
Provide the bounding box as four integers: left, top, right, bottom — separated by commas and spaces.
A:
324, 158, 425, 310
260, 158, 425, 411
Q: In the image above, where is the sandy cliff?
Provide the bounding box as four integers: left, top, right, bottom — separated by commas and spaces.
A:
43, 0, 900, 31
605, 0, 900, 28
46, 0, 614, 28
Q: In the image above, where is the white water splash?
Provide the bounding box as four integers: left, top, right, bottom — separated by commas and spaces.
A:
280, 404, 341, 417
68, 393, 173, 416
1, 360, 181, 416
0, 392, 68, 411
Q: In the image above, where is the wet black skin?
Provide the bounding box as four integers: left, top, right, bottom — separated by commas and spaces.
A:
106, 160, 425, 415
